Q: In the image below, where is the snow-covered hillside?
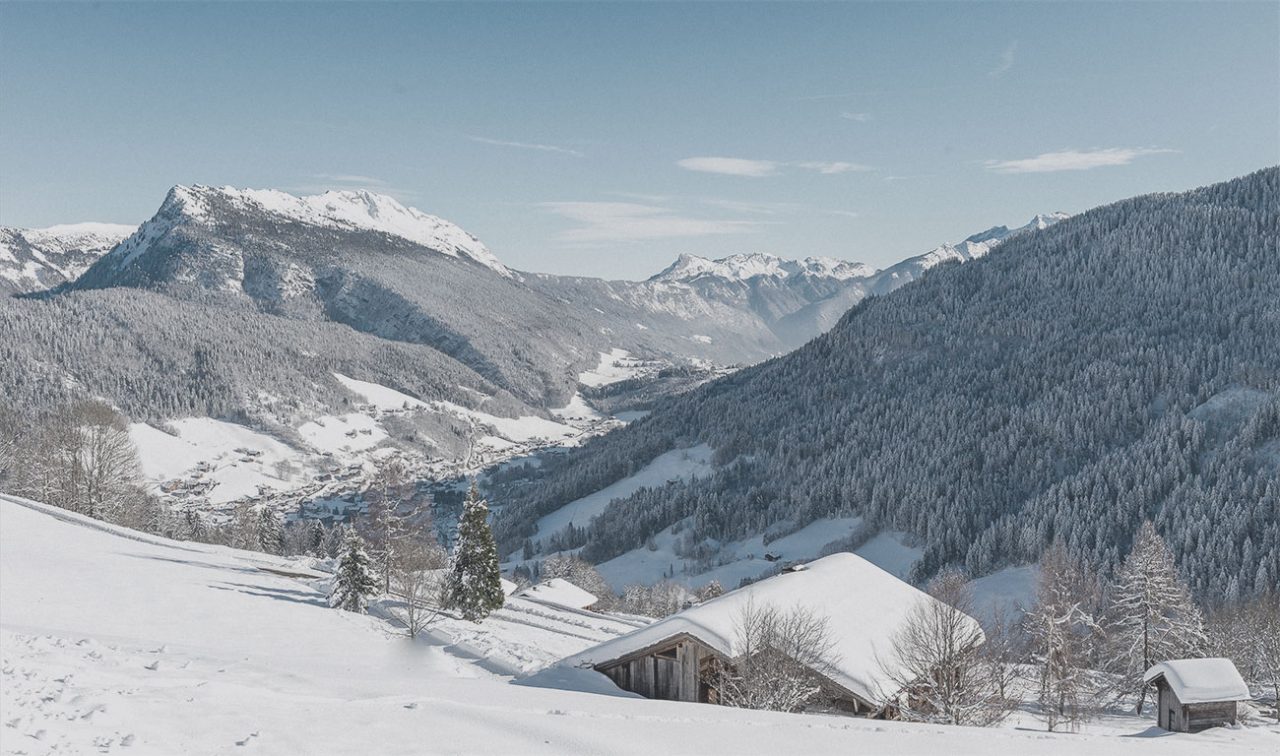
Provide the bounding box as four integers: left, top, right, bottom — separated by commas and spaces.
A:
0, 223, 135, 293
2, 495, 1273, 755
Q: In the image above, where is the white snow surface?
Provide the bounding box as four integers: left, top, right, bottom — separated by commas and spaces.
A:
577, 348, 648, 387
129, 418, 311, 505
2, 494, 1274, 755
518, 579, 599, 610
1143, 659, 1251, 704
568, 553, 984, 707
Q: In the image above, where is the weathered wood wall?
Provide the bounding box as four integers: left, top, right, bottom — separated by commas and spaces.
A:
1154, 681, 1238, 732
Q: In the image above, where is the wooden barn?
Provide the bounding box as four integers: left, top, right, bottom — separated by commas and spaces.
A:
565, 553, 983, 715
1143, 658, 1251, 732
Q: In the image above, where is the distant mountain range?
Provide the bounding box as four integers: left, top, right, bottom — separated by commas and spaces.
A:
4, 183, 1067, 394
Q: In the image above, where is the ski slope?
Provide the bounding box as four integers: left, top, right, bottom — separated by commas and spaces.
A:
2, 494, 1275, 755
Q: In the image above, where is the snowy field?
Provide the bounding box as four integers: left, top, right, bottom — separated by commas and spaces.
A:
577, 348, 650, 388
4, 494, 1278, 755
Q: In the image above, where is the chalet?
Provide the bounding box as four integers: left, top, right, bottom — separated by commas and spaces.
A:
1143, 658, 1250, 732
564, 552, 982, 715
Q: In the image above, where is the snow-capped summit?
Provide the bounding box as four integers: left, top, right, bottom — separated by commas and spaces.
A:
964, 213, 1070, 245
153, 185, 509, 274
652, 252, 876, 283
0, 222, 136, 293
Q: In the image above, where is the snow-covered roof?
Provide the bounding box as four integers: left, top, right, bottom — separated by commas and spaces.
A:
565, 552, 982, 706
1143, 658, 1250, 704
519, 578, 598, 610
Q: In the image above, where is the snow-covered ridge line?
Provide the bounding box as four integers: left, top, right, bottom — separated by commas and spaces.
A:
114, 183, 510, 275
652, 252, 877, 283
651, 213, 1070, 284
0, 223, 136, 291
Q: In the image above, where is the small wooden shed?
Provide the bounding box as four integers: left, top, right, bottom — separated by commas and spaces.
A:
1143, 658, 1250, 732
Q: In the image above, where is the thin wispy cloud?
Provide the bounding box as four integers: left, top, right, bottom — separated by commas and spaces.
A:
840, 111, 871, 122
312, 173, 389, 186
677, 157, 780, 177
986, 147, 1176, 174
677, 156, 872, 178
989, 41, 1018, 78
467, 135, 584, 158
540, 201, 764, 244
698, 198, 803, 215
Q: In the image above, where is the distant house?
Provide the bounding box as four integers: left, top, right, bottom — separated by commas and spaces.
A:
518, 578, 598, 611
564, 553, 982, 715
1143, 658, 1251, 732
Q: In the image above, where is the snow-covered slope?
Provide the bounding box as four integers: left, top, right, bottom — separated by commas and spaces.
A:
0, 223, 135, 293
109, 185, 508, 275
2, 494, 1272, 754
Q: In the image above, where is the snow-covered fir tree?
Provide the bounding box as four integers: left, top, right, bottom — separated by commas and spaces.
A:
330, 530, 379, 613
445, 482, 504, 622
1105, 521, 1206, 712
183, 507, 210, 543
256, 506, 284, 555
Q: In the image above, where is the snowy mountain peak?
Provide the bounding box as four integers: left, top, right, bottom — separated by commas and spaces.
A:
0, 222, 136, 293
157, 184, 509, 275
652, 252, 876, 283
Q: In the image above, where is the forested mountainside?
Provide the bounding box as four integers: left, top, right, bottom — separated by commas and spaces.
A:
495, 168, 1280, 601
0, 223, 134, 294
0, 286, 519, 432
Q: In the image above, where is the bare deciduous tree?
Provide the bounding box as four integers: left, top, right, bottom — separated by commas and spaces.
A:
1023, 543, 1104, 732
713, 600, 839, 713
388, 538, 449, 638
882, 568, 1013, 726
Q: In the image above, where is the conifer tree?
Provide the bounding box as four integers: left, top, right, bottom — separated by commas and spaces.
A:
230, 502, 261, 551
1106, 521, 1207, 712
257, 506, 284, 555
184, 507, 210, 543
306, 518, 327, 557
445, 483, 504, 622
330, 530, 379, 613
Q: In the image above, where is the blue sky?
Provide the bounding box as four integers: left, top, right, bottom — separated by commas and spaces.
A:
2, 2, 1276, 279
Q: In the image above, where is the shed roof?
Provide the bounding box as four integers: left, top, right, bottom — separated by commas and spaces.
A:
518, 578, 598, 610
1143, 658, 1250, 704
564, 552, 982, 706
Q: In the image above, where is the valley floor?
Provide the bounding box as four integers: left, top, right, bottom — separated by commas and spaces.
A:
2, 494, 1276, 755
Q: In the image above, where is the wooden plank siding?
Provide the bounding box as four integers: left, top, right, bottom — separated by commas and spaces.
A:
593, 632, 874, 714
1152, 679, 1239, 732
